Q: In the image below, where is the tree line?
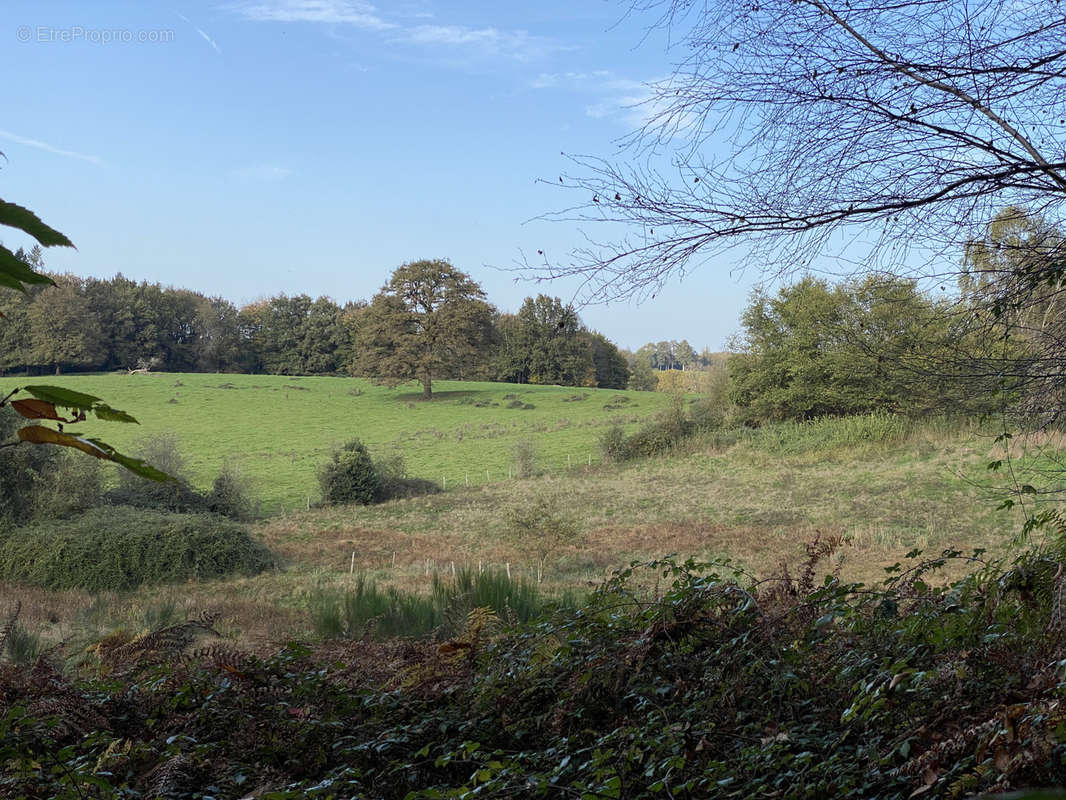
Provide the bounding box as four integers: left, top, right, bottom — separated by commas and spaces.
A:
0, 248, 630, 391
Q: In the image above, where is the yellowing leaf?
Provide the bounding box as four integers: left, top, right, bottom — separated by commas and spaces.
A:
17, 425, 110, 458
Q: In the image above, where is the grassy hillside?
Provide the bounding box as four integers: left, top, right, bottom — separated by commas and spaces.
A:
0, 373, 675, 510
6, 413, 1058, 655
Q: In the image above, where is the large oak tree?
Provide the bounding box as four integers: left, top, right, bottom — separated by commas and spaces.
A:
352, 259, 495, 399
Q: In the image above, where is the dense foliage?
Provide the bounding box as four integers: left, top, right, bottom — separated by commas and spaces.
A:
3, 542, 1066, 798
318, 438, 384, 506
496, 295, 629, 389
0, 254, 631, 392
728, 276, 1003, 423
0, 507, 273, 591
317, 439, 440, 506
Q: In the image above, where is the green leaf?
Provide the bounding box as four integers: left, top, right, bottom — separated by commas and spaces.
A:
0, 199, 75, 247
103, 448, 173, 482
0, 245, 56, 293
92, 403, 138, 424
21, 385, 101, 410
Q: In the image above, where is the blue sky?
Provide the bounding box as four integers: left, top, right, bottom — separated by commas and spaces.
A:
0, 0, 758, 351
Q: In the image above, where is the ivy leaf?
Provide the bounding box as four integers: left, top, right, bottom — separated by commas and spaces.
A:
0, 199, 76, 247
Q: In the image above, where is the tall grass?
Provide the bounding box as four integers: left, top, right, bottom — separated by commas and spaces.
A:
433, 567, 544, 624
747, 412, 937, 455
309, 568, 575, 640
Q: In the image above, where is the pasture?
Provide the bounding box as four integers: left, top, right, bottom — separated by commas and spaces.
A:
0, 373, 676, 510
6, 410, 1057, 653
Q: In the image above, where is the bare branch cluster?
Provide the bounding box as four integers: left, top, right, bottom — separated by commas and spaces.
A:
531, 0, 1066, 302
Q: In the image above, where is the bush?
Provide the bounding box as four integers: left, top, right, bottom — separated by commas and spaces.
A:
0, 407, 107, 525
319, 439, 382, 506
206, 464, 255, 520
0, 507, 274, 591
106, 436, 254, 520
598, 423, 630, 462
600, 396, 695, 461
688, 396, 726, 431
106, 434, 209, 513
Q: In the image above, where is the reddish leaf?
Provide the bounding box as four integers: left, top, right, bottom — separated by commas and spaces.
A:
10, 398, 81, 423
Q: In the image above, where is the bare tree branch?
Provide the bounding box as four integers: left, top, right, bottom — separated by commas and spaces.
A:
525, 0, 1066, 303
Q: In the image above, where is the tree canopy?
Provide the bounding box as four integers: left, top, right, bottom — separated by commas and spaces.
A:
728, 275, 1000, 422
352, 259, 496, 399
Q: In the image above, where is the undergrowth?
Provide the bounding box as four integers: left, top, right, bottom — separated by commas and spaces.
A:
3, 538, 1066, 798
0, 507, 275, 591
310, 567, 568, 640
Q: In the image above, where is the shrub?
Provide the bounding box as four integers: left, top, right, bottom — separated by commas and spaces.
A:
0, 507, 274, 591
206, 464, 255, 520
319, 438, 382, 506
598, 423, 630, 462
512, 439, 537, 478
600, 396, 696, 461
106, 434, 213, 514
0, 407, 106, 524
688, 396, 726, 431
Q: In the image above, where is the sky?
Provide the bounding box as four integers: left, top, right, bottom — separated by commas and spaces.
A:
0, 0, 760, 351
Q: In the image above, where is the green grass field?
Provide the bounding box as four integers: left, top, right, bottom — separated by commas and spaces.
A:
0, 373, 676, 510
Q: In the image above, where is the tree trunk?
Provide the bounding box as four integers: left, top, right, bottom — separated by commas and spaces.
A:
422, 379, 432, 400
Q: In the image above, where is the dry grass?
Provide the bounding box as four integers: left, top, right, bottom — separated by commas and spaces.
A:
4, 416, 1058, 652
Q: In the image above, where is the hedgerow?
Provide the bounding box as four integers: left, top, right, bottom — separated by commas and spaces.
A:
2, 538, 1066, 798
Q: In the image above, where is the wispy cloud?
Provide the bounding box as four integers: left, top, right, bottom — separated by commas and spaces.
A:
0, 129, 104, 165
530, 70, 669, 131
401, 24, 560, 61
178, 13, 223, 54
228, 2, 565, 63
229, 0, 394, 30
230, 163, 294, 180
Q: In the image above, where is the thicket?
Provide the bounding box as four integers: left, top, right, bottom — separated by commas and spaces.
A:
319, 439, 439, 506
601, 395, 722, 462
105, 435, 255, 520
728, 276, 1006, 424
0, 507, 273, 591
3, 540, 1066, 797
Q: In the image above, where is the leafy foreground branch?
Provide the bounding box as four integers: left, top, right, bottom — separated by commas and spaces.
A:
0, 186, 167, 480
5, 541, 1066, 798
